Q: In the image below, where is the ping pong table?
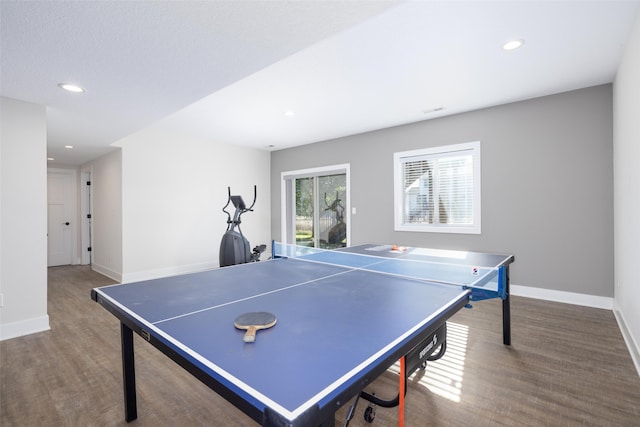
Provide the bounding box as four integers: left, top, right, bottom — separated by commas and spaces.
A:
91, 242, 514, 426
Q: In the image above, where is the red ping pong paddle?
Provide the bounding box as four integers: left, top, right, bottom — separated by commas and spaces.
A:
234, 312, 277, 343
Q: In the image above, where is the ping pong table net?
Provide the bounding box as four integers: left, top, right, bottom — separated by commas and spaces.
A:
272, 242, 501, 291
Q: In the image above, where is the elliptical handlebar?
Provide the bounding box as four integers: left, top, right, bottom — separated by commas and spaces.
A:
222, 187, 233, 229
245, 185, 257, 212
222, 186, 258, 231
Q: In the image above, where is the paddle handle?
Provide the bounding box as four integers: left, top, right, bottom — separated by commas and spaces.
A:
243, 326, 257, 343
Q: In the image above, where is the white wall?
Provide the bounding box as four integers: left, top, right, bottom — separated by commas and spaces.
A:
0, 97, 49, 340
85, 149, 123, 281
613, 9, 640, 372
115, 128, 271, 282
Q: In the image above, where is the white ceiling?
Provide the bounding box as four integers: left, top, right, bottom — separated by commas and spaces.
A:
2, 1, 638, 166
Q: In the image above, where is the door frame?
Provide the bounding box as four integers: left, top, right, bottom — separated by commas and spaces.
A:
280, 164, 350, 246
80, 166, 93, 265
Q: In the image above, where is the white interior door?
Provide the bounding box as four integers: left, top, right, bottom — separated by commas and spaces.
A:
48, 169, 76, 266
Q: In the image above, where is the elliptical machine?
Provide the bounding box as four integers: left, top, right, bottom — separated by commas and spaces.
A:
219, 185, 266, 267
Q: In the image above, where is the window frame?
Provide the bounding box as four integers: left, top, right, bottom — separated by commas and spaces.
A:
393, 141, 481, 234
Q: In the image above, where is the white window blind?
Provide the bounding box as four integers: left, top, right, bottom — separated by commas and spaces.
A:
394, 142, 481, 234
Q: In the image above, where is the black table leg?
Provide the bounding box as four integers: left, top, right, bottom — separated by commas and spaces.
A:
121, 322, 138, 422
502, 266, 511, 345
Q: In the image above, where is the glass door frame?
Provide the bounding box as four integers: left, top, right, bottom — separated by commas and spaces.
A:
280, 164, 351, 247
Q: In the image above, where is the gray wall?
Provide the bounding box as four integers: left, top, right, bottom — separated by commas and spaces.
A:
271, 85, 613, 297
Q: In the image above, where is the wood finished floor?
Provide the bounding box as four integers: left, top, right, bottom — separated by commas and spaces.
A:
1, 265, 639, 426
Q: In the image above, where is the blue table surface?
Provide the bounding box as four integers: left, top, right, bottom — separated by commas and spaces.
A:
339, 244, 512, 268
277, 243, 513, 290
94, 255, 470, 421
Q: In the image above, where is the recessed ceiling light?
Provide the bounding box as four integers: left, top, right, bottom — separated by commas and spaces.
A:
58, 83, 85, 93
64, 145, 73, 149
284, 110, 295, 117
503, 39, 524, 51
48, 157, 55, 161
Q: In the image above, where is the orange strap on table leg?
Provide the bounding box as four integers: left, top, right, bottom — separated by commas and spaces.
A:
399, 356, 405, 427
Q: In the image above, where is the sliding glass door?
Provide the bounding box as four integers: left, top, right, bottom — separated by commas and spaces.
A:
282, 165, 350, 249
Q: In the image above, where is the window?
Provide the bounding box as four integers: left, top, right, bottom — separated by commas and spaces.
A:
281, 164, 350, 248
394, 142, 481, 234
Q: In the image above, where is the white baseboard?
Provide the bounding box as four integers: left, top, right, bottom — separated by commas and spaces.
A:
91, 263, 122, 283
0, 315, 50, 341
511, 284, 613, 309
612, 308, 640, 377
121, 260, 219, 284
